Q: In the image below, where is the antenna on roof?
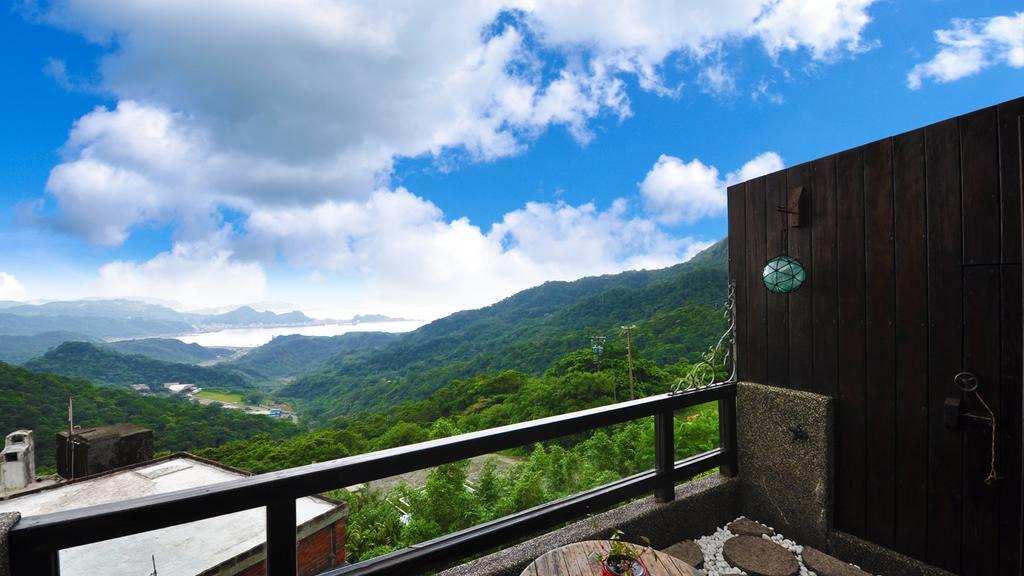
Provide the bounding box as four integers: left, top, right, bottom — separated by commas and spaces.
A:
150, 554, 158, 575
67, 398, 74, 480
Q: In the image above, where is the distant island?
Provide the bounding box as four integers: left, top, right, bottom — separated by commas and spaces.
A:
346, 314, 409, 324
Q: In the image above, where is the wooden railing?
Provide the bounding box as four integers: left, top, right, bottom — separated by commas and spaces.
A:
8, 383, 737, 576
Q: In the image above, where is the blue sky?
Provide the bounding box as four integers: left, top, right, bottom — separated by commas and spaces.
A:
1, 1, 1022, 318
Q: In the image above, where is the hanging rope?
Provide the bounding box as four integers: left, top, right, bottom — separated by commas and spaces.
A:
972, 389, 1000, 485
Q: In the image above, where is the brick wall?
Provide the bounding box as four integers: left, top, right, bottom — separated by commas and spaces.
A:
297, 525, 333, 575
226, 518, 346, 576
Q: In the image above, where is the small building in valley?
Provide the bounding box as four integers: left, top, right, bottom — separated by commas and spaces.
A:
56, 424, 154, 480
163, 382, 199, 394
0, 453, 348, 576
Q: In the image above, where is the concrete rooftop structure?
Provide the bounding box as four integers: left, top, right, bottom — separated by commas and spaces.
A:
0, 455, 343, 576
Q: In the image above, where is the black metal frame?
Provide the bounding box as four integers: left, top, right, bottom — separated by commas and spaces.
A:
8, 383, 737, 576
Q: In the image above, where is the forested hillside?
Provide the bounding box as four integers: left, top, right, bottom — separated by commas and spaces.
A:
106, 338, 235, 364
25, 342, 254, 390
0, 363, 297, 469
0, 331, 97, 365
228, 332, 398, 380
282, 239, 728, 421
199, 336, 722, 561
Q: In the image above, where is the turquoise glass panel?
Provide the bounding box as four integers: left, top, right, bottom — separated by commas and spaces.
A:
762, 255, 806, 293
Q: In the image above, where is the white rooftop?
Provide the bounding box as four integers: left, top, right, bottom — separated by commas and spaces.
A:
0, 455, 341, 576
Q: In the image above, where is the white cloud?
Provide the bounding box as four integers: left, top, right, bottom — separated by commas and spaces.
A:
908, 12, 1024, 89
90, 238, 267, 309
639, 156, 725, 225
238, 189, 704, 314
0, 273, 27, 301
29, 1, 875, 311
753, 0, 877, 60
751, 78, 785, 105
638, 151, 784, 225
36, 0, 876, 247
699, 63, 737, 96
731, 151, 786, 183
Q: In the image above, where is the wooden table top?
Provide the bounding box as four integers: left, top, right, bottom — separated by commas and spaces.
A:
519, 540, 698, 576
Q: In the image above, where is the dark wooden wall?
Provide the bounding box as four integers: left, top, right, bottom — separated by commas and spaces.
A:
727, 96, 1024, 575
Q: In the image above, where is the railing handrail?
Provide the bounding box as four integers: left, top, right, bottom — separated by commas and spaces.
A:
9, 382, 737, 576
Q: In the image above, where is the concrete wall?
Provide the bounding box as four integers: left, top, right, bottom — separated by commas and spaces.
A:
440, 474, 741, 576
735, 381, 833, 549
0, 512, 18, 576
735, 382, 961, 576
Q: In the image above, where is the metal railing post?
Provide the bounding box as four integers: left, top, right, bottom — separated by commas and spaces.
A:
266, 498, 297, 576
8, 541, 59, 576
654, 409, 675, 502
718, 393, 738, 477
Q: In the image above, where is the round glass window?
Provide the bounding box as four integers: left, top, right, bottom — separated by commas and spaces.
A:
762, 255, 806, 293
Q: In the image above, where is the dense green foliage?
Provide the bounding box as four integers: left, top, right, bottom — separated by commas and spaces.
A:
0, 363, 298, 469
0, 331, 97, 365
199, 327, 725, 562
6, 242, 730, 564
227, 332, 399, 380
337, 406, 718, 562
106, 338, 235, 364
25, 342, 254, 389
282, 239, 728, 421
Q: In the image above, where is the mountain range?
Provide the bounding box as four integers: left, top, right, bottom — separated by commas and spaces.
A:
14, 238, 729, 424
281, 238, 729, 421
0, 301, 318, 341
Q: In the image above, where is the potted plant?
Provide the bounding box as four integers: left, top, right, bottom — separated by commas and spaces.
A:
593, 530, 651, 576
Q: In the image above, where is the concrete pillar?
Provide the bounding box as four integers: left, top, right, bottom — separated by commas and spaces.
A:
735, 382, 834, 549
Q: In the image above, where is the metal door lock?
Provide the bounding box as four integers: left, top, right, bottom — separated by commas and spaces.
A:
944, 372, 995, 429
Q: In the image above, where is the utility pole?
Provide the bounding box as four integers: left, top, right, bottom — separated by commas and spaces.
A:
621, 325, 637, 400
67, 397, 74, 479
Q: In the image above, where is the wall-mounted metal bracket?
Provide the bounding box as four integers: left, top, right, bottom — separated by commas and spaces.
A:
774, 186, 807, 227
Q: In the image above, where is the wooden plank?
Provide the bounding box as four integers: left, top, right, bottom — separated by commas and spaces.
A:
765, 170, 790, 387
863, 137, 896, 548
564, 541, 594, 575
811, 156, 839, 398
961, 107, 1001, 265
745, 177, 768, 383
727, 183, 748, 381
997, 98, 1024, 263
787, 163, 814, 391
996, 109, 1024, 575
961, 265, 1001, 576
925, 116, 963, 573
892, 127, 930, 560
835, 146, 867, 537
537, 547, 571, 575
999, 264, 1023, 575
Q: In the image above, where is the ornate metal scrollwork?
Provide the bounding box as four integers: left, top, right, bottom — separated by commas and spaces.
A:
671, 280, 737, 394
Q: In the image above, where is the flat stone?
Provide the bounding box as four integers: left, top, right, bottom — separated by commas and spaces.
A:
661, 540, 703, 568
726, 517, 775, 537
801, 546, 870, 576
722, 535, 799, 576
